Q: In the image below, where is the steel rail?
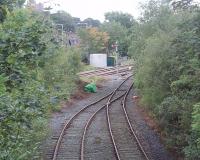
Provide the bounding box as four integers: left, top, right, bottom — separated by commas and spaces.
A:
80, 92, 126, 160
106, 75, 133, 160
78, 67, 115, 75
122, 84, 150, 160
79, 67, 131, 77
78, 65, 132, 76
52, 74, 132, 160
81, 80, 150, 160
52, 92, 112, 160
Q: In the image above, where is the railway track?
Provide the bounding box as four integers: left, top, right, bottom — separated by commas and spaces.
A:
106, 82, 150, 160
50, 75, 150, 160
78, 65, 133, 77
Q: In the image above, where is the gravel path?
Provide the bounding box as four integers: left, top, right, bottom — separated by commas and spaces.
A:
42, 78, 174, 160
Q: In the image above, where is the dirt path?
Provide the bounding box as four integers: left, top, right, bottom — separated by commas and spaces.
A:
42, 78, 173, 160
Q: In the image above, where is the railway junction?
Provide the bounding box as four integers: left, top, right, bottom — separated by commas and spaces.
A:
42, 68, 173, 160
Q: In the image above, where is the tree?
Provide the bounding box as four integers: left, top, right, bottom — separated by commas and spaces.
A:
50, 11, 75, 32
128, 0, 173, 58
0, 0, 25, 9
78, 27, 109, 54
82, 18, 101, 27
73, 17, 81, 24
170, 0, 195, 10
129, 0, 200, 158
0, 0, 25, 22
0, 8, 82, 159
0, 8, 54, 159
101, 22, 128, 56
184, 103, 200, 159
104, 11, 134, 28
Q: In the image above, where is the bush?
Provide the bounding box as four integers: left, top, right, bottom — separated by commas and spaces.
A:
184, 103, 200, 160
130, 0, 200, 158
135, 30, 175, 108
0, 8, 81, 159
43, 47, 81, 101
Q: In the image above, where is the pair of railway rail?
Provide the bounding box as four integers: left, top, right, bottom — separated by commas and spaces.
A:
78, 65, 132, 77
52, 75, 150, 160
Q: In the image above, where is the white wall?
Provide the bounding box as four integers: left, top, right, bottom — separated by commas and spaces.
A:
90, 54, 107, 67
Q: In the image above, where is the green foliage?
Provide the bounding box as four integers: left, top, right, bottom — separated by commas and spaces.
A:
43, 47, 81, 101
0, 9, 51, 91
0, 75, 7, 95
128, 1, 177, 58
101, 22, 128, 55
184, 103, 200, 159
135, 30, 176, 107
0, 94, 48, 159
0, 8, 81, 159
170, 0, 196, 10
131, 0, 200, 158
78, 27, 109, 54
0, 0, 25, 7
104, 11, 134, 28
0, 9, 51, 159
128, 23, 146, 59
0, 0, 25, 22
82, 18, 101, 27
51, 11, 75, 32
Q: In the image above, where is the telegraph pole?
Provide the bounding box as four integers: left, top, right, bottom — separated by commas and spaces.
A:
58, 24, 64, 46
115, 41, 119, 78
53, 23, 64, 46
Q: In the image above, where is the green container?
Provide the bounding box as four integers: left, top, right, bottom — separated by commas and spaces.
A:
107, 56, 115, 66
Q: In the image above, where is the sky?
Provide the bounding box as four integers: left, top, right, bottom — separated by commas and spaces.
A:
36, 0, 147, 22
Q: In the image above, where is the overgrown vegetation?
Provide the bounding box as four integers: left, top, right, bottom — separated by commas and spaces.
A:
128, 0, 200, 159
0, 2, 81, 159
1, 0, 199, 159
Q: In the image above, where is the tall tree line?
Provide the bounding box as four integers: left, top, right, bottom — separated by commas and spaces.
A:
128, 0, 200, 159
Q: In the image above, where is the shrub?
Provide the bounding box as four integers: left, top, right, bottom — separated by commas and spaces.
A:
0, 8, 81, 159
184, 103, 200, 160
130, 0, 200, 158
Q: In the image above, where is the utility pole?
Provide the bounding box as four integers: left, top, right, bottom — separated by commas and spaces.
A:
115, 41, 119, 78
53, 23, 64, 46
